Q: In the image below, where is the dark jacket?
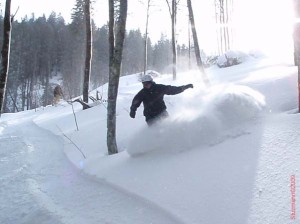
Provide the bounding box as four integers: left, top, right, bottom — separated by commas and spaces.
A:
130, 82, 186, 120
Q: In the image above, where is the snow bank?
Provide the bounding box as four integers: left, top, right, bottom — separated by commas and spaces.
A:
127, 85, 265, 156
217, 50, 250, 68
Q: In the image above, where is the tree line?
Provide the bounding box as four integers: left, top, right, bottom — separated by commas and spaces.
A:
0, 11, 197, 113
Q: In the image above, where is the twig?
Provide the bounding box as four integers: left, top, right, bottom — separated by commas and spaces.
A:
89, 96, 97, 102
67, 101, 79, 131
11, 6, 19, 21
96, 90, 100, 100
96, 90, 108, 109
73, 98, 92, 109
56, 125, 86, 159
8, 89, 19, 112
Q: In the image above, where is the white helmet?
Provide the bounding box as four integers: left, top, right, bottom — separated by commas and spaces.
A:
141, 74, 153, 83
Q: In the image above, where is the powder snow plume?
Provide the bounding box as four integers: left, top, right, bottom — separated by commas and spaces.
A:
127, 85, 266, 156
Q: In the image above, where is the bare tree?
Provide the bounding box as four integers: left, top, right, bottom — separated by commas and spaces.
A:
165, 0, 178, 80
214, 0, 221, 55
225, 0, 230, 50
82, 0, 92, 110
143, 0, 151, 75
187, 0, 210, 86
215, 0, 233, 54
0, 0, 12, 115
188, 18, 191, 69
107, 0, 128, 155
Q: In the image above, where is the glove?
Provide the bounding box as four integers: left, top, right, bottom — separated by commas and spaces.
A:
130, 110, 136, 118
185, 84, 193, 90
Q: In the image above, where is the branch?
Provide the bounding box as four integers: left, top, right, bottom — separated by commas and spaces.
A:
89, 96, 97, 102
72, 98, 92, 108
56, 125, 86, 159
96, 90, 108, 109
66, 101, 79, 131
7, 89, 19, 112
11, 6, 19, 21
165, 0, 172, 17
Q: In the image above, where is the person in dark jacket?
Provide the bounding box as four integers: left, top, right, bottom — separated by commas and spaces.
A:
130, 74, 193, 125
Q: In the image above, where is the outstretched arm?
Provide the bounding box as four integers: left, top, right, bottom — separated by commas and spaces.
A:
164, 84, 193, 95
183, 84, 193, 90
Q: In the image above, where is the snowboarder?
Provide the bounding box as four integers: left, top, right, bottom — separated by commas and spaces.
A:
130, 74, 193, 125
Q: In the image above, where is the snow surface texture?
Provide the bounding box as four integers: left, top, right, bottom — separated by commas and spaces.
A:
127, 84, 265, 156
1, 55, 300, 224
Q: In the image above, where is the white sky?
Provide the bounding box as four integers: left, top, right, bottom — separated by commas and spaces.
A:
0, 0, 296, 56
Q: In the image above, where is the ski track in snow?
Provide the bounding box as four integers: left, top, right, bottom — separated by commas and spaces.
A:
0, 119, 185, 224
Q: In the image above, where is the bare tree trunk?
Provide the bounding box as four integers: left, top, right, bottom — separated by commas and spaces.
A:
219, 0, 224, 53
0, 0, 12, 115
26, 78, 30, 110
229, 0, 234, 50
220, 0, 227, 52
29, 73, 34, 109
188, 18, 191, 70
187, 0, 210, 86
45, 67, 50, 106
83, 0, 92, 110
225, 0, 230, 50
107, 0, 128, 155
143, 0, 151, 75
21, 82, 25, 110
7, 89, 19, 112
165, 0, 177, 80
214, 0, 221, 55
171, 0, 177, 80
107, 0, 116, 155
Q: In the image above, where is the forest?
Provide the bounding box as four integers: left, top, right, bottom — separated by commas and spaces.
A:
0, 7, 200, 113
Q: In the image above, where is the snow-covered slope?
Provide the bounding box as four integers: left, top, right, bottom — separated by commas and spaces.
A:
1, 55, 299, 224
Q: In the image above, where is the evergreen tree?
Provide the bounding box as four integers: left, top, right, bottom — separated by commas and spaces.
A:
92, 25, 109, 88
122, 29, 144, 74
152, 35, 172, 73
1, 5, 189, 113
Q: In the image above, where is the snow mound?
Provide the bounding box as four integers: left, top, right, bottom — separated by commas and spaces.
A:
127, 85, 265, 156
217, 50, 249, 68
211, 85, 266, 125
